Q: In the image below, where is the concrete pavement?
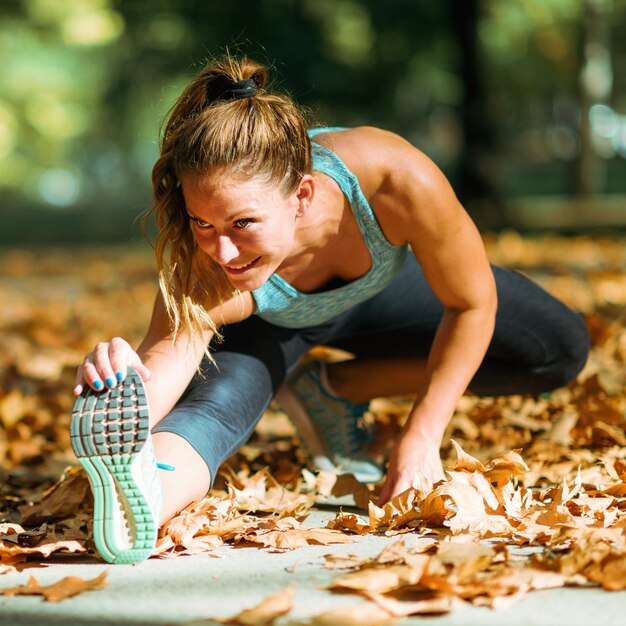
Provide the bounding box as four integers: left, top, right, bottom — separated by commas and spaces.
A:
1, 509, 625, 626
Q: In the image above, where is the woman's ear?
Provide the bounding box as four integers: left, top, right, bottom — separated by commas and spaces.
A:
295, 174, 315, 217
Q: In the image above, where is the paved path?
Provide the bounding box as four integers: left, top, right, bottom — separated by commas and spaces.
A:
1, 510, 625, 626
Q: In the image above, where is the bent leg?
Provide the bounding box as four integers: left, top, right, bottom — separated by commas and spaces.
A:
327, 357, 427, 403
323, 255, 590, 398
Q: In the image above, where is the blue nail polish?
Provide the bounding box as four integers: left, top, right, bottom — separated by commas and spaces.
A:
156, 462, 176, 471
115, 371, 124, 382
94, 380, 104, 390
105, 377, 115, 388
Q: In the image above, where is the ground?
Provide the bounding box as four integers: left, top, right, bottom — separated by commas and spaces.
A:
1, 231, 626, 625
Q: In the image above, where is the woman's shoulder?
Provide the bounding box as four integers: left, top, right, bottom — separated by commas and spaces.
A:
312, 126, 404, 164
314, 126, 442, 198
315, 127, 450, 234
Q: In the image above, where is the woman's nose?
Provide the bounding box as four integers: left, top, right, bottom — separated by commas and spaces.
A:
213, 235, 239, 265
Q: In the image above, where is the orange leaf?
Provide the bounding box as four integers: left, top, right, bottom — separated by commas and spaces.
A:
2, 571, 108, 602
217, 586, 294, 626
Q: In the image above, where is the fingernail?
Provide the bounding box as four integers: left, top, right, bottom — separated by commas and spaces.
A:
105, 377, 115, 388
73, 385, 82, 395
94, 380, 104, 390
115, 371, 124, 382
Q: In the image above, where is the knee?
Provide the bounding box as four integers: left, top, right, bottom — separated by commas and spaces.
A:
536, 312, 590, 392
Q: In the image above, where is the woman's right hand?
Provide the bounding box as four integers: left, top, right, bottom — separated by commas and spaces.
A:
73, 337, 153, 395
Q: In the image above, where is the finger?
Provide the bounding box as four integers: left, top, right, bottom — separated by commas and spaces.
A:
113, 351, 152, 384
92, 342, 117, 389
73, 364, 85, 396
108, 337, 133, 384
81, 358, 105, 392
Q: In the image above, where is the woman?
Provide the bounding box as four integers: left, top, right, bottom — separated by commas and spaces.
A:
70, 56, 589, 564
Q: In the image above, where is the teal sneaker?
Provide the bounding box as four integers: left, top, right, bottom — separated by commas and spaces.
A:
70, 368, 163, 564
275, 361, 383, 483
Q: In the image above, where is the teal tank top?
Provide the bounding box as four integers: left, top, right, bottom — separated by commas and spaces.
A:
251, 127, 408, 328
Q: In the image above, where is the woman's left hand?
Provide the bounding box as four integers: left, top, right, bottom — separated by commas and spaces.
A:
376, 431, 446, 506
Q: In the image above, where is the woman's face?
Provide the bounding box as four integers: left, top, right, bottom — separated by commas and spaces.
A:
181, 172, 311, 292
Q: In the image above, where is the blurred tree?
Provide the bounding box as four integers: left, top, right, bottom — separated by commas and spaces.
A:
1, 0, 626, 243
578, 0, 613, 196
450, 0, 506, 228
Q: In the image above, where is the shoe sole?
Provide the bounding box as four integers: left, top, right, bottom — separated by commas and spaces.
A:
70, 368, 157, 564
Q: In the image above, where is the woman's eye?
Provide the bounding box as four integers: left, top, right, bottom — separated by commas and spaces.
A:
234, 218, 254, 229
191, 217, 212, 229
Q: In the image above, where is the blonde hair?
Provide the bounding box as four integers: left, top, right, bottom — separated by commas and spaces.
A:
146, 56, 312, 350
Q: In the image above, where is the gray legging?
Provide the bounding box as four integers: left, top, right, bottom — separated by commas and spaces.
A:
152, 254, 590, 483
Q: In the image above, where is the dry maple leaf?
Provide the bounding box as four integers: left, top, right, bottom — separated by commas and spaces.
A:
308, 603, 398, 626
157, 492, 250, 556
17, 465, 91, 525
212, 586, 294, 626
330, 564, 422, 595
367, 488, 421, 532
238, 517, 355, 551
449, 439, 486, 473
483, 449, 530, 487
584, 550, 626, 590
364, 589, 457, 617
315, 472, 374, 510
434, 540, 499, 582
228, 468, 314, 517
2, 570, 108, 602
323, 552, 371, 570
422, 475, 512, 537
0, 538, 85, 563
327, 512, 372, 535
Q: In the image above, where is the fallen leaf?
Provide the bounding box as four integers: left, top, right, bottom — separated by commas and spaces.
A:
238, 517, 354, 551
364, 589, 456, 616
309, 603, 397, 626
2, 570, 108, 602
216, 586, 294, 626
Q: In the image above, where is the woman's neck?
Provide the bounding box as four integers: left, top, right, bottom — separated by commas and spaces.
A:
277, 172, 345, 278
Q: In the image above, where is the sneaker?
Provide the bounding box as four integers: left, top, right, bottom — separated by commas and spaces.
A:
70, 368, 163, 564
275, 361, 383, 483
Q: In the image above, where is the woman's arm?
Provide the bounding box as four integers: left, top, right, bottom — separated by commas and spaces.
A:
75, 288, 255, 428
360, 129, 498, 500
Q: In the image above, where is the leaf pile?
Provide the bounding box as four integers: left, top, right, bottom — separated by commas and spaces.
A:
2, 235, 626, 618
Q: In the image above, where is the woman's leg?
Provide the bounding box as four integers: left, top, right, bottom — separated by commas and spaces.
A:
151, 316, 326, 519
326, 357, 427, 403
322, 254, 590, 399
152, 432, 212, 525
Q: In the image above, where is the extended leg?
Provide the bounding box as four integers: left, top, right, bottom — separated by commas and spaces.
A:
152, 432, 212, 525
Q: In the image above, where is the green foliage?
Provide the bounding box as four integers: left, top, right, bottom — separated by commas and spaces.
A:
0, 0, 625, 239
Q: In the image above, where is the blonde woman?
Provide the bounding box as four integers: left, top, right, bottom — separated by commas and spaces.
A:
71, 56, 589, 563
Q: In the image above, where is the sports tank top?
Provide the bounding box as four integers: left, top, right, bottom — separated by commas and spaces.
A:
251, 127, 408, 328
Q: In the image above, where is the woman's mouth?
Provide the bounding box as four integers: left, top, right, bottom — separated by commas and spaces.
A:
223, 257, 261, 275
